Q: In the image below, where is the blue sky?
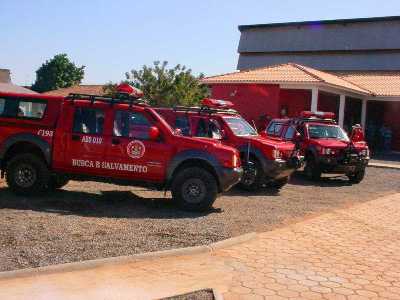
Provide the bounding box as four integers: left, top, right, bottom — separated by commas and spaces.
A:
1, 0, 400, 85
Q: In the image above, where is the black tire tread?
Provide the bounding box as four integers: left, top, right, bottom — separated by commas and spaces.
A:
237, 158, 264, 191
348, 169, 366, 184
304, 156, 321, 180
171, 167, 218, 212
5, 153, 50, 196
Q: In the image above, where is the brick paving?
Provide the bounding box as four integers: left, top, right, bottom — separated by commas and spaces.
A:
1, 193, 400, 300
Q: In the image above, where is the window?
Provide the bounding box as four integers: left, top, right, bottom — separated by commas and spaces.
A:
0, 99, 5, 115
224, 117, 257, 137
267, 122, 283, 136
195, 118, 209, 137
73, 107, 105, 134
175, 116, 190, 136
284, 126, 296, 140
114, 111, 152, 139
307, 124, 349, 141
18, 101, 46, 119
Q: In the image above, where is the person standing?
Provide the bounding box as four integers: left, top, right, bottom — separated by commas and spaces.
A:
380, 124, 393, 152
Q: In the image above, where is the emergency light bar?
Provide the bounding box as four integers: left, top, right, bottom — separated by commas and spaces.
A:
300, 111, 335, 120
116, 83, 144, 98
201, 98, 234, 109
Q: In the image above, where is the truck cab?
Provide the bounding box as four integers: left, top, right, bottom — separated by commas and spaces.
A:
265, 111, 370, 183
0, 85, 242, 211
156, 99, 303, 191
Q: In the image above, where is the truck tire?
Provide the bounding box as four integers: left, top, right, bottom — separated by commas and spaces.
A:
6, 154, 50, 196
304, 156, 321, 180
348, 169, 365, 184
237, 158, 263, 191
48, 175, 70, 190
269, 177, 289, 190
171, 167, 218, 212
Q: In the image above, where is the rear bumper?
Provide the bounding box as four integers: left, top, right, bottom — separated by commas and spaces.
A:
264, 156, 304, 180
218, 167, 243, 192
319, 156, 369, 173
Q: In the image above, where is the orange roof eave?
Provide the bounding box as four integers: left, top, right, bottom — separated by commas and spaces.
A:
201, 79, 371, 96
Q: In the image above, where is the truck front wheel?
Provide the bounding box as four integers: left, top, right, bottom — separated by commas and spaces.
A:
171, 167, 218, 212
269, 177, 289, 190
348, 169, 366, 184
304, 156, 321, 180
6, 154, 50, 196
237, 158, 263, 191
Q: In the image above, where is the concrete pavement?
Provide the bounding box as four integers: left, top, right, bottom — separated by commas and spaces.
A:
1, 193, 400, 299
368, 161, 400, 170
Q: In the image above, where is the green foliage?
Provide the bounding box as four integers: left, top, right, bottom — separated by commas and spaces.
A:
124, 61, 208, 107
102, 82, 118, 96
32, 54, 85, 93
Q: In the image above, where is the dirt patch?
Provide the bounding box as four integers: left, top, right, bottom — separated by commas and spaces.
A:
0, 168, 399, 271
159, 289, 214, 300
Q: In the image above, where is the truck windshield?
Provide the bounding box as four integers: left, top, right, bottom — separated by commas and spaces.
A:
307, 124, 349, 141
224, 117, 258, 136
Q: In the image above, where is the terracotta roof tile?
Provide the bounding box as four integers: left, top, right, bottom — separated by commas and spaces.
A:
43, 85, 105, 97
335, 72, 400, 97
202, 63, 370, 95
0, 83, 38, 94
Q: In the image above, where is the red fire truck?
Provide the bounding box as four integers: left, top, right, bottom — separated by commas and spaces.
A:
0, 85, 242, 211
156, 99, 303, 191
264, 111, 369, 183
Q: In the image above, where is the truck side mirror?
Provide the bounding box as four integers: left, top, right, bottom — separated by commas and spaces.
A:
294, 131, 302, 141
148, 126, 160, 140
173, 128, 183, 136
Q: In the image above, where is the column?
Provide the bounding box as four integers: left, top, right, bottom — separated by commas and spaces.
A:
338, 94, 345, 128
311, 87, 318, 112
361, 99, 367, 128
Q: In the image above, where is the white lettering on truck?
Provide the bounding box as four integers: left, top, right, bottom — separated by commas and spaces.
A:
81, 136, 103, 144
37, 129, 54, 137
71, 159, 148, 173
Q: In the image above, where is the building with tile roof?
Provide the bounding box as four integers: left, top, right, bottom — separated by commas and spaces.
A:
43, 85, 105, 97
203, 17, 400, 151
0, 69, 37, 94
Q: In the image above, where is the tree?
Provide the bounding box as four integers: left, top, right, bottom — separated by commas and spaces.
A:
32, 54, 85, 92
121, 61, 208, 107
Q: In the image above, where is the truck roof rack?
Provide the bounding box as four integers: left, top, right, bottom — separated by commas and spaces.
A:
66, 93, 148, 107
173, 105, 238, 115
291, 117, 337, 125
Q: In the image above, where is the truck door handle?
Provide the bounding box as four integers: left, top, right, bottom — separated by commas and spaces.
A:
72, 134, 80, 141
112, 138, 121, 145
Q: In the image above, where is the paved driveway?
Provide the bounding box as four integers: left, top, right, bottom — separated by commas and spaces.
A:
1, 193, 400, 300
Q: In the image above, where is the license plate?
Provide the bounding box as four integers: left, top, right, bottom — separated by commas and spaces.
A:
348, 166, 356, 172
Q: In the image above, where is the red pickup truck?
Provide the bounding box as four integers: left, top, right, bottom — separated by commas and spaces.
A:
0, 85, 242, 211
156, 99, 303, 191
265, 111, 369, 183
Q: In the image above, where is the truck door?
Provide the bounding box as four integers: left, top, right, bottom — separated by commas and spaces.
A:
62, 103, 109, 176
104, 108, 173, 182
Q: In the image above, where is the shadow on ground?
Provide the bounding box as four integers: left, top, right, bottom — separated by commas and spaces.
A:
0, 171, 358, 218
0, 187, 223, 219
289, 172, 353, 187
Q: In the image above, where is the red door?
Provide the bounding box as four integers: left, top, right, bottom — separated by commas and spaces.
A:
61, 103, 110, 176
104, 108, 173, 182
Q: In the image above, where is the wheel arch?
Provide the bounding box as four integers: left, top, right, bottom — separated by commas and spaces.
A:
0, 134, 51, 170
166, 150, 221, 191
238, 144, 268, 174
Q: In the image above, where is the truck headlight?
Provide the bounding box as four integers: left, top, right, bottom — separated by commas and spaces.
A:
322, 148, 335, 155
232, 153, 240, 168
360, 149, 369, 156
